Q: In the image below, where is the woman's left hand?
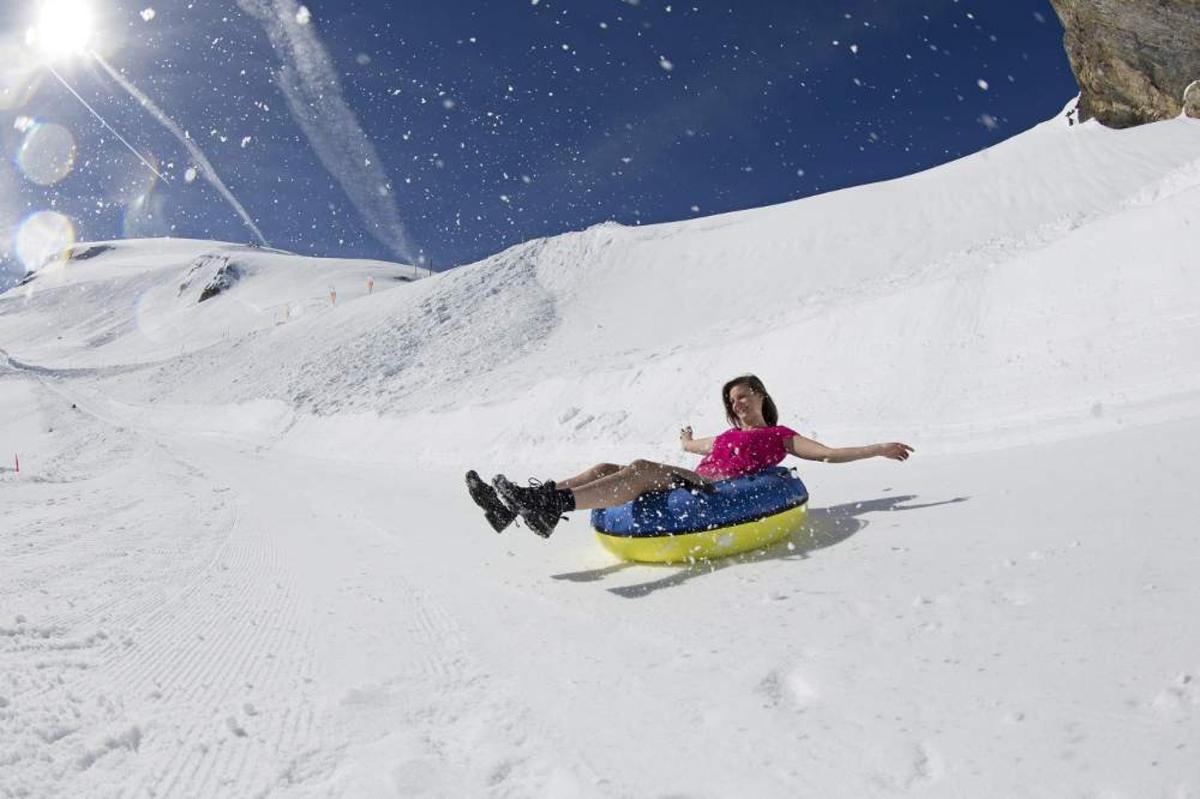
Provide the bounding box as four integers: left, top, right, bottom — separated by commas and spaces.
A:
876, 442, 914, 461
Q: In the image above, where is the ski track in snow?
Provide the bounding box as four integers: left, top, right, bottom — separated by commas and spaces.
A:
1, 373, 320, 797
3, 364, 608, 798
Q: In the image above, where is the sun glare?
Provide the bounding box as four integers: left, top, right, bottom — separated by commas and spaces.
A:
28, 0, 96, 61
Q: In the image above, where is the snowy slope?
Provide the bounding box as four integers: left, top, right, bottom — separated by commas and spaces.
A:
2, 113, 1199, 798
6, 113, 1198, 464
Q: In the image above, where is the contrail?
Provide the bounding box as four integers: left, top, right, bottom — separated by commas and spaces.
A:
46, 64, 169, 183
92, 53, 271, 248
234, 0, 415, 262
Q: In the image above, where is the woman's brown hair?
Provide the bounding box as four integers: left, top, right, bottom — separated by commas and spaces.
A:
722, 374, 779, 428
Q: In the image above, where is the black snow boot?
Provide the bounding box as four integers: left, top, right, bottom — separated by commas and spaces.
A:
492, 475, 572, 538
466, 470, 518, 533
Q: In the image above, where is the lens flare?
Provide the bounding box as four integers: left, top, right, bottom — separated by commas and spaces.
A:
16, 122, 77, 185
0, 41, 41, 110
15, 210, 76, 273
107, 150, 161, 205
27, 0, 96, 61
122, 191, 172, 239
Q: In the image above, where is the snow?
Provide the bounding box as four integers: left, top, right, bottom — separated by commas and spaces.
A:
2, 113, 1199, 797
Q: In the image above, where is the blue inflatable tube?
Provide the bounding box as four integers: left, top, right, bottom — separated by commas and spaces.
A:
590, 467, 809, 563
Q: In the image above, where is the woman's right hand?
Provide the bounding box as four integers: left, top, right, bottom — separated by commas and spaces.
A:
679, 425, 694, 448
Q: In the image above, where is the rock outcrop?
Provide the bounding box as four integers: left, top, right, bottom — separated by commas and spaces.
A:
198, 260, 242, 303
178, 254, 244, 303
1048, 0, 1200, 127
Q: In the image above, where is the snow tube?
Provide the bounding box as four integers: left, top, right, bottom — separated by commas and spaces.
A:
590, 467, 809, 564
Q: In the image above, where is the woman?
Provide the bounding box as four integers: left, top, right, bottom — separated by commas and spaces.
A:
466, 374, 913, 538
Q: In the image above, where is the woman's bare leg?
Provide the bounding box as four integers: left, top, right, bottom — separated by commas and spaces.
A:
556, 462, 622, 490
569, 460, 706, 510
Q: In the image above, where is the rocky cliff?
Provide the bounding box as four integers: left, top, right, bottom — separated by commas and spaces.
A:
1048, 0, 1200, 127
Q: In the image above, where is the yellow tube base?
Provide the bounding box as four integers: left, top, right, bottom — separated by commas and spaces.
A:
594, 502, 808, 564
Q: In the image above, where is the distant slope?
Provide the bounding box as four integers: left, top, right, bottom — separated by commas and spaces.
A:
0, 239, 421, 364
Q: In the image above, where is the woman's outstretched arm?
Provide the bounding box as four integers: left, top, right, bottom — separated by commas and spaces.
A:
786, 434, 913, 463
679, 425, 715, 455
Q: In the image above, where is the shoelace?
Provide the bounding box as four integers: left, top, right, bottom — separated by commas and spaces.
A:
527, 478, 567, 521
501, 478, 549, 529
501, 478, 565, 528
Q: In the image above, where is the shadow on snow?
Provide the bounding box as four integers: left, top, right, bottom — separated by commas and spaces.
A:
551, 494, 970, 599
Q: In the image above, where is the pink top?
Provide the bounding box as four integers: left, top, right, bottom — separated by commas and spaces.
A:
695, 425, 799, 479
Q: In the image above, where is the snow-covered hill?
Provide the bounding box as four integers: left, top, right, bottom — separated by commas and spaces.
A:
5, 113, 1198, 466
2, 112, 1198, 798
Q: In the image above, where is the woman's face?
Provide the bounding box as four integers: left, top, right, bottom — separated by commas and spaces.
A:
728, 384, 765, 426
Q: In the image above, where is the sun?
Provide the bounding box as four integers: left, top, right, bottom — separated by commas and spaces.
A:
27, 0, 97, 61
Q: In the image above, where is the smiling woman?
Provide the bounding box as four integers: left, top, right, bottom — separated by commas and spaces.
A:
467, 374, 914, 541
27, 0, 96, 61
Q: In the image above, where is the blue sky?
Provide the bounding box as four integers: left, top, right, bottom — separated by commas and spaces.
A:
0, 0, 1077, 279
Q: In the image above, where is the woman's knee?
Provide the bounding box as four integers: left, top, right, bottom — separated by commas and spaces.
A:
626, 458, 659, 473
592, 462, 621, 476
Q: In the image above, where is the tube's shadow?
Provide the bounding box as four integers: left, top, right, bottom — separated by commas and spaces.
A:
550, 494, 969, 598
